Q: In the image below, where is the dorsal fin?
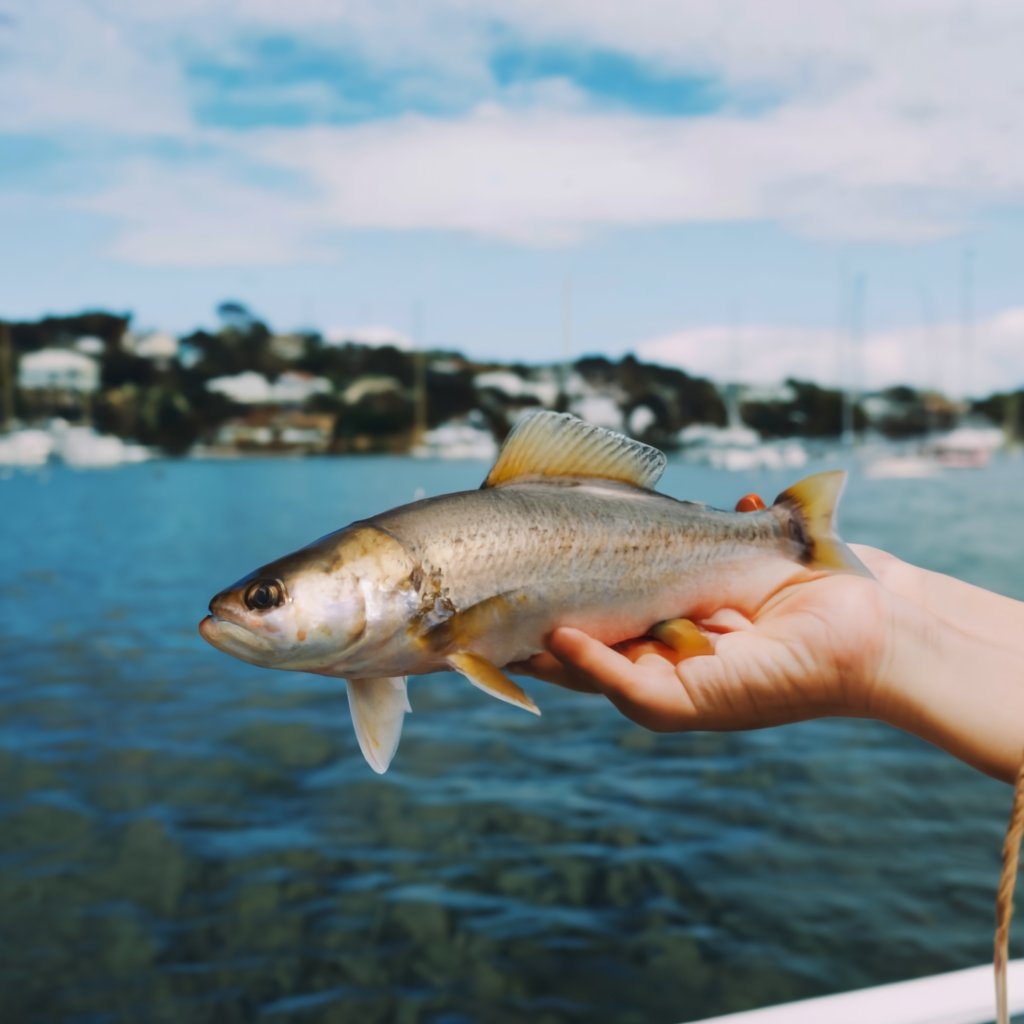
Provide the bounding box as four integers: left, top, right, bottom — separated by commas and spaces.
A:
482, 411, 666, 489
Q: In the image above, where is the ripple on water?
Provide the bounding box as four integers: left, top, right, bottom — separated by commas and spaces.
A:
0, 457, 1020, 1022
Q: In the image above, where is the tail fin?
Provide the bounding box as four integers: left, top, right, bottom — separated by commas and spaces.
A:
773, 470, 871, 577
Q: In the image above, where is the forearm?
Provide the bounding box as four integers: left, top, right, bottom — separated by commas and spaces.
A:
853, 544, 1024, 648
874, 583, 1024, 783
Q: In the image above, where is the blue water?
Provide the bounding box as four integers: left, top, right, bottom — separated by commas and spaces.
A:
1, 454, 1021, 1023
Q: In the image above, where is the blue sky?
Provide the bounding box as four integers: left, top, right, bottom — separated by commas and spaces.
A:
3, 1, 1024, 394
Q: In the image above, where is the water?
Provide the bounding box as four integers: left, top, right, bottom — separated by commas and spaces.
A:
1, 453, 1022, 1023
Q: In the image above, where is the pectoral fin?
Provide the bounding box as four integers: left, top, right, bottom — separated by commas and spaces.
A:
448, 651, 541, 716
346, 676, 411, 774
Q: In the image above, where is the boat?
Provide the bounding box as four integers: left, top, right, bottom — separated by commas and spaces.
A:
412, 418, 498, 460
863, 453, 942, 479
861, 442, 943, 479
0, 427, 55, 467
862, 420, 1004, 478
50, 423, 151, 468
925, 423, 1004, 469
678, 423, 809, 473
684, 957, 1024, 1024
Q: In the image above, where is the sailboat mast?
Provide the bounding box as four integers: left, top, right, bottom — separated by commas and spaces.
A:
0, 320, 13, 431
842, 273, 865, 445
558, 274, 572, 413
960, 247, 974, 407
411, 302, 427, 444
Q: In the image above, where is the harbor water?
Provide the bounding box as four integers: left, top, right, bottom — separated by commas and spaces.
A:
1, 453, 1021, 1023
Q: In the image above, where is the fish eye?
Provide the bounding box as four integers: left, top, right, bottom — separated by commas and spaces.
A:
243, 579, 285, 612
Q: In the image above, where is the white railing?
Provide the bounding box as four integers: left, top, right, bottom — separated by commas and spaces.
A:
683, 959, 1024, 1024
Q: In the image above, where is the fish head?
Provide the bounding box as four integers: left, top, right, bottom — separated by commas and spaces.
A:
199, 525, 418, 674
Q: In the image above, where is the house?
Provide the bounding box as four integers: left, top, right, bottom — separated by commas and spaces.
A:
214, 410, 336, 453
271, 371, 332, 406
325, 325, 413, 350
269, 333, 309, 362
206, 371, 273, 404
341, 375, 405, 405
131, 332, 180, 366
474, 369, 559, 406
19, 348, 100, 394
74, 336, 105, 357
206, 370, 332, 406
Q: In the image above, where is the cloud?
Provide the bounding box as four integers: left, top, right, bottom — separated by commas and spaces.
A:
88, 86, 1022, 266
0, 3, 192, 135
74, 160, 329, 267
636, 308, 1024, 396
6, 1, 1024, 261
241, 97, 1019, 243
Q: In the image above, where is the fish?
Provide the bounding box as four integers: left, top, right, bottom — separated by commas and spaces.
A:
199, 410, 867, 774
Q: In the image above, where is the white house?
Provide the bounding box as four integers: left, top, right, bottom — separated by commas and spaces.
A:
205, 370, 332, 405
19, 349, 100, 393
271, 371, 331, 405
342, 375, 405, 405
474, 370, 560, 406
269, 333, 308, 362
206, 371, 273, 404
74, 336, 105, 357
325, 325, 413, 350
132, 332, 180, 363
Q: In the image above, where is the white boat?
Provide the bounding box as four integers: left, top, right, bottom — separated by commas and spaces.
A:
685, 958, 1024, 1024
412, 419, 498, 460
862, 421, 1004, 478
0, 427, 55, 467
864, 455, 941, 479
51, 424, 151, 468
679, 424, 809, 473
925, 423, 1004, 469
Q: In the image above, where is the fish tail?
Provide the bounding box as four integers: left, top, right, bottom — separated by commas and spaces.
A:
772, 470, 871, 576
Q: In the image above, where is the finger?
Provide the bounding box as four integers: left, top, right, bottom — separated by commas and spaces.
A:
670, 629, 812, 729
614, 637, 678, 663
548, 628, 701, 729
507, 652, 601, 693
699, 607, 755, 633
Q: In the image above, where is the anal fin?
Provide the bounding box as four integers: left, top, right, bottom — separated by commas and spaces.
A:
448, 651, 541, 716
346, 676, 411, 774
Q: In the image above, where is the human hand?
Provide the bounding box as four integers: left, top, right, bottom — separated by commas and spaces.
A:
518, 543, 892, 733
518, 488, 1024, 786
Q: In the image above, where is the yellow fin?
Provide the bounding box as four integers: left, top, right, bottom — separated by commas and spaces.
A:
423, 592, 519, 653
650, 618, 714, 657
773, 470, 871, 576
448, 651, 541, 716
483, 410, 666, 489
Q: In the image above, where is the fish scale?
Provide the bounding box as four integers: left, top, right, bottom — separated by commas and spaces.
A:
376, 483, 784, 626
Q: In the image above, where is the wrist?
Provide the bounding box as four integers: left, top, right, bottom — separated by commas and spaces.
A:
873, 587, 1021, 783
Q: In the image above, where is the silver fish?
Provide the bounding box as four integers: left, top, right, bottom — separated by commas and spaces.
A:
199, 411, 866, 772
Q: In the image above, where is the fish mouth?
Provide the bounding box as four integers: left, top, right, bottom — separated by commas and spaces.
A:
199, 614, 278, 665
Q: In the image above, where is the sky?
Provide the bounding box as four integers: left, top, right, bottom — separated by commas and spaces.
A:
3, 0, 1024, 395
